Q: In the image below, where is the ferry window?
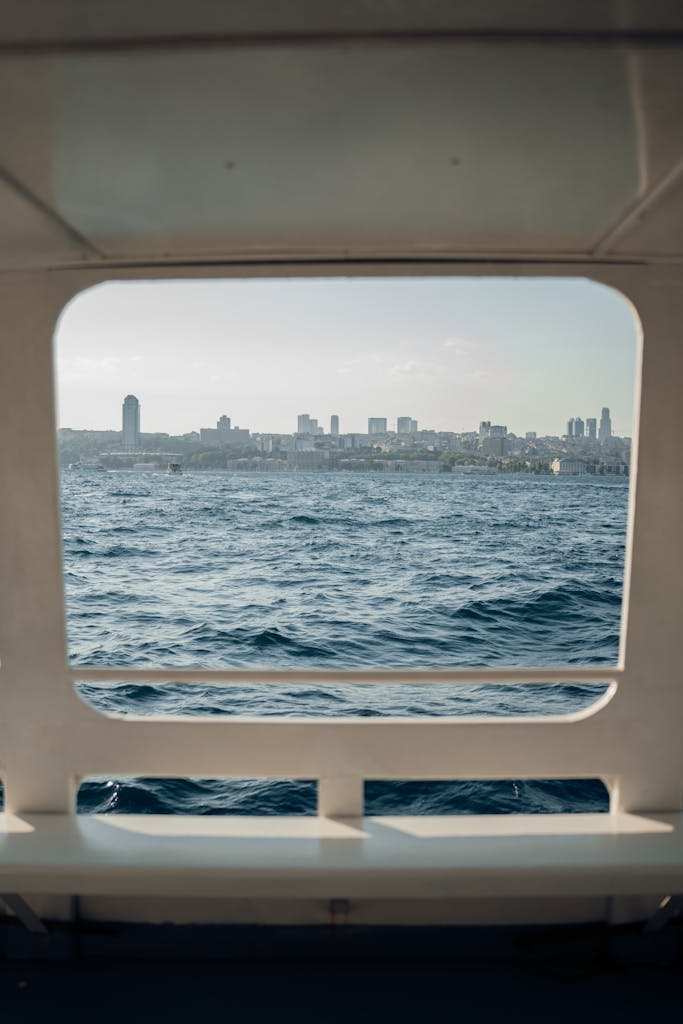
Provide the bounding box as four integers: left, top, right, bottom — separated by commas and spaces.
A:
55, 277, 637, 814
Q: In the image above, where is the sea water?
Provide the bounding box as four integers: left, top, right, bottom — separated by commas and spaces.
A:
61, 471, 628, 815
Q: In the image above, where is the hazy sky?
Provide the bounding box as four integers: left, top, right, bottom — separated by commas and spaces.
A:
55, 277, 638, 437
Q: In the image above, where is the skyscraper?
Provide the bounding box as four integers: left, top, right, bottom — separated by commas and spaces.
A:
368, 418, 387, 435
122, 394, 140, 451
397, 416, 412, 434
574, 417, 585, 438
599, 407, 612, 443
297, 414, 312, 434
586, 417, 597, 440
566, 418, 575, 437
330, 415, 339, 436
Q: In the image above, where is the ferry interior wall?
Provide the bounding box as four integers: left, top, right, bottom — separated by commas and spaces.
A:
1, 0, 683, 980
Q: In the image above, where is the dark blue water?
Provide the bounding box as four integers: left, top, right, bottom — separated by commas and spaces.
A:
62, 471, 628, 815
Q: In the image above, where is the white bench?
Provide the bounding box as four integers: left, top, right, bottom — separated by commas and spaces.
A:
1, 811, 682, 901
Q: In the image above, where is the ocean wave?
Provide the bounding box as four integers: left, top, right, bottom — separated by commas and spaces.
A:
61, 472, 628, 815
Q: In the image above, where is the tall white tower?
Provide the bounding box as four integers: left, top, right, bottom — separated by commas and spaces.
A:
122, 394, 140, 451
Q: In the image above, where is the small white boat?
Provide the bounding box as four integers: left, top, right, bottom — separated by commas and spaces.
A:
166, 462, 183, 475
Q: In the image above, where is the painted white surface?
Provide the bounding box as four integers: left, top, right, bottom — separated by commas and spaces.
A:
0, 812, 681, 900
0, 5, 682, 924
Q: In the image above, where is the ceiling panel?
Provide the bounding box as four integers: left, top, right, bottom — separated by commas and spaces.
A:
46, 45, 640, 259
609, 175, 683, 257
1, 36, 682, 268
2, 0, 683, 47
0, 176, 95, 269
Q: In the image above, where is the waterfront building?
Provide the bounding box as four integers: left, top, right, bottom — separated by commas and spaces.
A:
368, 417, 387, 435
574, 417, 585, 437
599, 407, 612, 443
551, 458, 588, 475
586, 417, 597, 440
286, 450, 328, 470
122, 394, 140, 451
330, 415, 339, 436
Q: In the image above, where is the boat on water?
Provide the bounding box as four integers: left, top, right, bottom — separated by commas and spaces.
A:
1, 1, 682, 960
166, 462, 183, 475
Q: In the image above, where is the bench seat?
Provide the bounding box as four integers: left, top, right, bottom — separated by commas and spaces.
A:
1, 811, 682, 900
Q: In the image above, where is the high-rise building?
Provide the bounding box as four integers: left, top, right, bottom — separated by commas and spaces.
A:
368, 417, 387, 435
479, 420, 491, 440
397, 416, 412, 434
217, 415, 231, 435
599, 407, 612, 443
410, 419, 418, 433
566, 418, 575, 437
330, 415, 339, 436
574, 417, 585, 438
297, 414, 312, 434
586, 417, 597, 440
122, 394, 140, 451
482, 436, 507, 457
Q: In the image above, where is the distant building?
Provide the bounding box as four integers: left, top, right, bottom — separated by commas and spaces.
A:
292, 435, 315, 451
551, 458, 587, 475
368, 417, 387, 435
574, 417, 585, 438
526, 431, 537, 440
286, 450, 328, 471
478, 421, 506, 448
330, 415, 339, 436
586, 417, 597, 440
297, 414, 312, 434
599, 407, 612, 443
395, 415, 417, 432
566, 418, 575, 437
200, 414, 251, 445
482, 436, 506, 457
122, 394, 140, 451
229, 427, 251, 444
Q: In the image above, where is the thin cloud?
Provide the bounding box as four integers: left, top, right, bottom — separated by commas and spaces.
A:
442, 337, 472, 355
390, 360, 440, 378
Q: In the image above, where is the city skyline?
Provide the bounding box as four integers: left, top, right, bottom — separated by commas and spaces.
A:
109, 394, 622, 443
55, 277, 638, 436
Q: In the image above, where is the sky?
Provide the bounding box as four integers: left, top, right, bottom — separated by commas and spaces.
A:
54, 277, 639, 437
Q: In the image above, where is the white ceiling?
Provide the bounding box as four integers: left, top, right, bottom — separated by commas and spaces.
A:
0, 3, 681, 270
